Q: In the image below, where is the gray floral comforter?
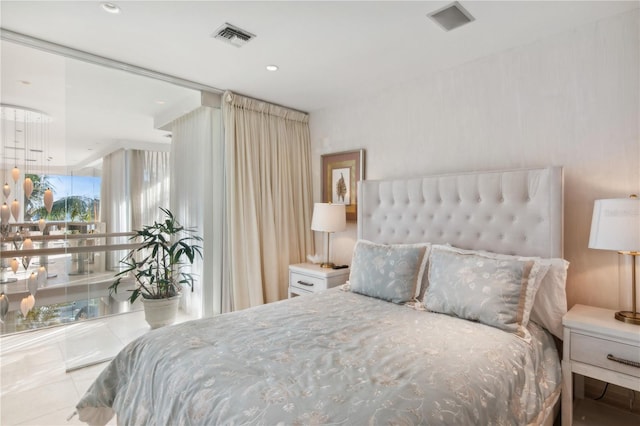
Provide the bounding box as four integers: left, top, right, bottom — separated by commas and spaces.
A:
76, 289, 561, 425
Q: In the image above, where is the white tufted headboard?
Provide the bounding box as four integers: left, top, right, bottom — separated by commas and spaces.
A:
358, 167, 563, 258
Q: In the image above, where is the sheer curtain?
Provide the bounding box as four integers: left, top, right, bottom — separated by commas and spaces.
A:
223, 91, 314, 311
101, 149, 170, 271
130, 149, 170, 229
100, 149, 130, 270
171, 106, 226, 317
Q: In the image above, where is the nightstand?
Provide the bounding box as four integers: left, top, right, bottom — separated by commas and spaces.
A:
561, 304, 640, 426
288, 263, 349, 297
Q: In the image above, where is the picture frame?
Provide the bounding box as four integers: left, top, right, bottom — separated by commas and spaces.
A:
321, 149, 365, 221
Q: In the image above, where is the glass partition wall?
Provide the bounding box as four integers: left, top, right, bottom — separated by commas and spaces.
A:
0, 38, 206, 370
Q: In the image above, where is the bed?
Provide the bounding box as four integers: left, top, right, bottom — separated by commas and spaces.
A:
76, 166, 567, 425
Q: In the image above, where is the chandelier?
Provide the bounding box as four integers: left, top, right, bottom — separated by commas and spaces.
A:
1, 104, 54, 225
1, 104, 53, 318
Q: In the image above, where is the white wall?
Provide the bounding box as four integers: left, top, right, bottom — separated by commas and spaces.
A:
309, 9, 639, 311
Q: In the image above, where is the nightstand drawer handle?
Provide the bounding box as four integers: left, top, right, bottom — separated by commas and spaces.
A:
607, 354, 640, 368
297, 280, 314, 287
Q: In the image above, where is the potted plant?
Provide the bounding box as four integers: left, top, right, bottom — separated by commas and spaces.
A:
109, 208, 202, 329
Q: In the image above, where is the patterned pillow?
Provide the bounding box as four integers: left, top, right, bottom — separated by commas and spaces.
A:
474, 249, 569, 339
349, 240, 429, 304
425, 246, 546, 339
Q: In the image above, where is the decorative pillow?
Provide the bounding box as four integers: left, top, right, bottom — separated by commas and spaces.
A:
348, 240, 429, 304
474, 249, 568, 339
423, 245, 568, 338
425, 245, 546, 339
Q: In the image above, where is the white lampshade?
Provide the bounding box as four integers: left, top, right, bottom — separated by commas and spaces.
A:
589, 197, 640, 252
311, 203, 346, 233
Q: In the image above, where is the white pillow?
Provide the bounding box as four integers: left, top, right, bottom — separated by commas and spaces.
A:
528, 258, 568, 339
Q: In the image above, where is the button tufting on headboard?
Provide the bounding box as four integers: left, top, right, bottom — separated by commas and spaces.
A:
357, 167, 563, 258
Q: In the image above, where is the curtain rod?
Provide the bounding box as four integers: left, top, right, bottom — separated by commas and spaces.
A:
224, 90, 308, 116
1, 28, 223, 94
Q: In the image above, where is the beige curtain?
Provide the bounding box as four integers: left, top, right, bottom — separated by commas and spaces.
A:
223, 91, 314, 310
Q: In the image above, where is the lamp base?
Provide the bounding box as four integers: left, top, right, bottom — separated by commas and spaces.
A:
614, 310, 640, 325
320, 262, 335, 269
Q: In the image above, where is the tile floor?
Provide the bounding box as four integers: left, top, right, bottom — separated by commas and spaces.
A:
0, 310, 195, 425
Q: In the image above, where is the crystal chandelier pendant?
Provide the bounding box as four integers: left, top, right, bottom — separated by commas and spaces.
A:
0, 203, 9, 224
10, 199, 19, 222
0, 293, 9, 321
11, 167, 20, 183
27, 272, 38, 296
23, 177, 34, 199
44, 188, 54, 214
21, 238, 33, 269
20, 294, 35, 317
10, 258, 19, 274
37, 265, 47, 285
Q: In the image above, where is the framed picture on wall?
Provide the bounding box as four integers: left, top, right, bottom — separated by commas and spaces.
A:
321, 149, 365, 221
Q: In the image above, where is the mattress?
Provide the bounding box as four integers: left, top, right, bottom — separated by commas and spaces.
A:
76, 288, 561, 425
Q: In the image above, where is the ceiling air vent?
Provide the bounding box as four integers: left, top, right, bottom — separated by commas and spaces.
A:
427, 1, 475, 32
212, 23, 256, 47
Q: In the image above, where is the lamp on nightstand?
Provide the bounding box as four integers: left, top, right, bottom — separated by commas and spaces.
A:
589, 195, 640, 325
311, 203, 346, 268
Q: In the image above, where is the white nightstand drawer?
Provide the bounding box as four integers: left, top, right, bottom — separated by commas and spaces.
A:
290, 272, 328, 293
288, 264, 350, 298
571, 332, 640, 378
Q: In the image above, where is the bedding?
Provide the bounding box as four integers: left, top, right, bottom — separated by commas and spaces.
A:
76, 166, 566, 426
77, 289, 561, 426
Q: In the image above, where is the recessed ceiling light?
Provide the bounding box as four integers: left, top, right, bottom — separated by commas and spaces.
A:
155, 100, 166, 105
266, 65, 279, 72
101, 3, 121, 14
18, 80, 31, 85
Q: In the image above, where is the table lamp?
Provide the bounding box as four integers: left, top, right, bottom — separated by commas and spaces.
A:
589, 195, 640, 325
311, 203, 346, 268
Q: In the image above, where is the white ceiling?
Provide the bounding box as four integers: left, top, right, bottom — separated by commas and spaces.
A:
1, 1, 638, 169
